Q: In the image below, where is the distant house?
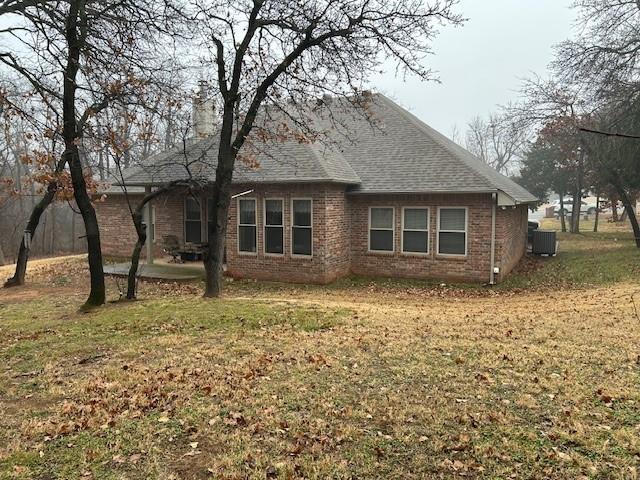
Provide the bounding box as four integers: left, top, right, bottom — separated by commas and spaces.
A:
97, 94, 536, 284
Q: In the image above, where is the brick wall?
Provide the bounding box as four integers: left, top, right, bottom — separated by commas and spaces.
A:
348, 193, 494, 283
96, 191, 185, 258
495, 204, 528, 280
96, 186, 528, 284
225, 183, 349, 284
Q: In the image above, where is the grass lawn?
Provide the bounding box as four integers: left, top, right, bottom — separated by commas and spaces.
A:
1, 221, 639, 479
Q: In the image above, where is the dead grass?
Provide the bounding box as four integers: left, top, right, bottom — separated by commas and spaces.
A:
1, 231, 640, 479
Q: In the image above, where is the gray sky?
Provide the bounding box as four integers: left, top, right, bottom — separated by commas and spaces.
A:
373, 0, 576, 139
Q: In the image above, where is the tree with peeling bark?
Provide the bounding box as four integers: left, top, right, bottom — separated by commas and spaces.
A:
186, 0, 464, 297
0, 0, 176, 306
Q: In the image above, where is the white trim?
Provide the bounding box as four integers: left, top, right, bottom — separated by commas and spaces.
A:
237, 196, 257, 255
291, 197, 313, 257
184, 196, 203, 244
368, 206, 395, 253
436, 206, 468, 257
401, 206, 429, 255
263, 197, 285, 256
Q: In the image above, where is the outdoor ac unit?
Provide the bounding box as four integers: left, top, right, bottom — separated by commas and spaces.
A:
532, 230, 557, 256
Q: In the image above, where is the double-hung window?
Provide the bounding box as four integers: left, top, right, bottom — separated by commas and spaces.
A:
238, 198, 257, 253
438, 207, 467, 255
369, 207, 394, 252
184, 198, 202, 243
291, 199, 312, 256
402, 207, 429, 254
264, 198, 284, 254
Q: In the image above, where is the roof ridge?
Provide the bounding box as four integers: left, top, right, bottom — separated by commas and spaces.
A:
376, 94, 498, 192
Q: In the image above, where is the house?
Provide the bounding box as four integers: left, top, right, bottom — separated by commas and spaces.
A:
96, 93, 536, 284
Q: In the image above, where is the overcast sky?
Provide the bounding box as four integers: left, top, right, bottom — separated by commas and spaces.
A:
373, 0, 576, 139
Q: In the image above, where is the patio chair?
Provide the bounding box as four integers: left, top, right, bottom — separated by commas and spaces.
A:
162, 235, 182, 263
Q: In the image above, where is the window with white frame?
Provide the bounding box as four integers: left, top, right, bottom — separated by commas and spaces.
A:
369, 207, 394, 252
438, 207, 467, 255
292, 199, 312, 256
238, 198, 257, 253
184, 198, 202, 243
264, 198, 284, 254
402, 207, 429, 254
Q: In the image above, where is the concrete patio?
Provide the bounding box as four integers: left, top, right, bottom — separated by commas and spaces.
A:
104, 258, 205, 281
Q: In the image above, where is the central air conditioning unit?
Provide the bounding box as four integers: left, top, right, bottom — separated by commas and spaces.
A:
532, 230, 557, 256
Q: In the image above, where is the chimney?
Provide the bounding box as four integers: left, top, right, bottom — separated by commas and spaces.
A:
192, 80, 215, 138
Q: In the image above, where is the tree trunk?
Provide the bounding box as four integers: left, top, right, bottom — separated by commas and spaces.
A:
610, 173, 640, 248
612, 203, 619, 222
570, 149, 585, 234
203, 101, 237, 298
0, 242, 5, 266
571, 187, 582, 234
126, 210, 146, 299
203, 184, 230, 297
4, 182, 58, 287
64, 0, 105, 307
50, 205, 56, 254
620, 194, 640, 248
594, 195, 599, 233
125, 183, 186, 299
559, 193, 567, 233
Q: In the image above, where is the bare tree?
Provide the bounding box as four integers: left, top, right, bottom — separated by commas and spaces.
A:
182, 0, 464, 297
465, 113, 528, 175
0, 0, 175, 306
554, 0, 640, 101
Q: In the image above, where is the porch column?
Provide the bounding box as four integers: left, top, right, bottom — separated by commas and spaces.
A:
145, 186, 154, 265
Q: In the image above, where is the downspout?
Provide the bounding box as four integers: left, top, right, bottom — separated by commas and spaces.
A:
489, 192, 497, 285
145, 186, 154, 265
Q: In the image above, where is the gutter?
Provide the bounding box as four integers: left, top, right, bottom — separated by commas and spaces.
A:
489, 192, 497, 285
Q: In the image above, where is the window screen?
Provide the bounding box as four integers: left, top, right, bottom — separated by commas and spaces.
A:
185, 198, 201, 243
292, 199, 312, 256
403, 208, 428, 253
369, 207, 394, 252
438, 208, 466, 255
264, 199, 284, 254
238, 198, 257, 253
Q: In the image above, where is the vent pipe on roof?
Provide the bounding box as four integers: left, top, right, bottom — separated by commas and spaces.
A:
192, 80, 216, 139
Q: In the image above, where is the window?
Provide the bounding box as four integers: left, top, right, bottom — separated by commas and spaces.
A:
264, 198, 284, 254
238, 198, 257, 253
292, 199, 312, 256
369, 207, 394, 252
438, 207, 467, 255
185, 197, 202, 243
402, 207, 429, 254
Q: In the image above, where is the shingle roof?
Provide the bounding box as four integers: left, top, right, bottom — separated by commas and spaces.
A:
122, 94, 536, 204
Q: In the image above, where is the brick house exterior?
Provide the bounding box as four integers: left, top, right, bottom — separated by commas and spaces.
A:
98, 94, 536, 284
